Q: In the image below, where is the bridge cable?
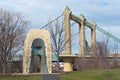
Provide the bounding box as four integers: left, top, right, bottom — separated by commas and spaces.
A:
71, 20, 120, 43
96, 26, 120, 43
40, 14, 63, 29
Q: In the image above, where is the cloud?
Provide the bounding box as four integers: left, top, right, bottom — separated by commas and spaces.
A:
65, 0, 120, 26
0, 0, 120, 29
1, 0, 120, 53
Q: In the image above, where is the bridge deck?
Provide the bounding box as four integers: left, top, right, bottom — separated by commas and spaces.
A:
59, 54, 120, 59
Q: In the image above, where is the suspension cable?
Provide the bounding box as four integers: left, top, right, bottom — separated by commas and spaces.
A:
40, 13, 63, 29
70, 19, 120, 43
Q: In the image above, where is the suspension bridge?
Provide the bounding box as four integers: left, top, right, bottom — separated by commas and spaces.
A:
40, 7, 120, 72
40, 7, 120, 54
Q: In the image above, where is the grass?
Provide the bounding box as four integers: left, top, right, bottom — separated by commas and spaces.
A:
59, 69, 120, 80
0, 69, 120, 80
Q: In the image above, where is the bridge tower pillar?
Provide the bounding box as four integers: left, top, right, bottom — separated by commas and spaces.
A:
91, 21, 96, 55
63, 7, 71, 55
62, 7, 74, 72
79, 14, 86, 56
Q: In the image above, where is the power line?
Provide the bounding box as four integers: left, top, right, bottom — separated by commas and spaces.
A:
40, 13, 63, 29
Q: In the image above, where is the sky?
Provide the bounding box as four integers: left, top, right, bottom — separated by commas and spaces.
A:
0, 0, 120, 53
0, 0, 120, 27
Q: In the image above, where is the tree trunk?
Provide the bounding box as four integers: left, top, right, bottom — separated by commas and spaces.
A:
2, 63, 6, 74
56, 57, 59, 72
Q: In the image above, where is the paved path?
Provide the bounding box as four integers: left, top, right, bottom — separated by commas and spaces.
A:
42, 74, 61, 80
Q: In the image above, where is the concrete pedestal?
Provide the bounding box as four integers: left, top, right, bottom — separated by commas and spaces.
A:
59, 55, 77, 72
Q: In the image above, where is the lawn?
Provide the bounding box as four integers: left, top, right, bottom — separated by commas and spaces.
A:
0, 69, 120, 80
59, 69, 120, 80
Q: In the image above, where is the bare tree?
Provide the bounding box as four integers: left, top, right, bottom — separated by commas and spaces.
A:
0, 9, 29, 74
111, 41, 120, 68
47, 18, 72, 72
74, 35, 119, 70
94, 35, 120, 70
94, 35, 112, 69
47, 19, 64, 72
11, 54, 22, 73
96, 41, 108, 58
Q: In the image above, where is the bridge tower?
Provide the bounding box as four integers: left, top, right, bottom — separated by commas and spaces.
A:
60, 7, 97, 72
